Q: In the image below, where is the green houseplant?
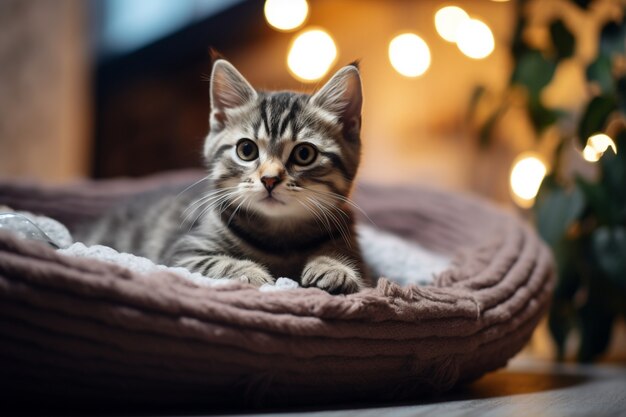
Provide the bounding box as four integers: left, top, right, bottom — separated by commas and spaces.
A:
472, 0, 626, 361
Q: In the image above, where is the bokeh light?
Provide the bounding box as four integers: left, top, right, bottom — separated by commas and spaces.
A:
388, 33, 431, 77
287, 29, 337, 82
264, 0, 308, 32
456, 19, 495, 59
582, 145, 601, 162
435, 6, 470, 43
582, 133, 617, 163
510, 154, 547, 208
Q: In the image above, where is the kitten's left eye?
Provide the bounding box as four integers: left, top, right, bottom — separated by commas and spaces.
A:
291, 143, 317, 166
236, 139, 259, 161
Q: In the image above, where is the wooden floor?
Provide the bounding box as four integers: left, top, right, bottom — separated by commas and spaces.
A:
231, 358, 626, 417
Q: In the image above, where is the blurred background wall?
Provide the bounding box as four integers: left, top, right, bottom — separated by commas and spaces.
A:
0, 0, 90, 182
0, 0, 515, 197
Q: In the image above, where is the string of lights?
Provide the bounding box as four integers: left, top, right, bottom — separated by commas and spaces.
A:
264, 0, 495, 82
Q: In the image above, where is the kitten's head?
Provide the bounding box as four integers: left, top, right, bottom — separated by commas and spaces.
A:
204, 59, 362, 220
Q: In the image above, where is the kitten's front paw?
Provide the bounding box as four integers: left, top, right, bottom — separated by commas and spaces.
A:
232, 260, 275, 287
301, 256, 363, 295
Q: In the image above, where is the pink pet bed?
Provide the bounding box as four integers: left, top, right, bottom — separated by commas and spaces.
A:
0, 171, 553, 408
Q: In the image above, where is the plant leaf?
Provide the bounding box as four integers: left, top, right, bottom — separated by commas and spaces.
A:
577, 294, 615, 362
599, 133, 626, 212
600, 20, 626, 57
578, 95, 617, 145
534, 184, 585, 247
575, 176, 613, 225
550, 19, 576, 61
528, 98, 559, 133
511, 49, 557, 100
592, 226, 626, 287
586, 54, 613, 94
548, 301, 572, 360
617, 76, 626, 115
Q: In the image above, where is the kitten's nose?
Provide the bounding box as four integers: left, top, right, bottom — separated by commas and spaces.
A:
261, 176, 281, 193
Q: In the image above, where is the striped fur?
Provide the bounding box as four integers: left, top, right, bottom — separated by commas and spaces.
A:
81, 60, 370, 294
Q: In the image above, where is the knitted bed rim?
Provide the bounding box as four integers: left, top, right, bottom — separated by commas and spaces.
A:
0, 170, 554, 407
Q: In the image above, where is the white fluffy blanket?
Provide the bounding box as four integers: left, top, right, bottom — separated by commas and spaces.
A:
1, 209, 450, 289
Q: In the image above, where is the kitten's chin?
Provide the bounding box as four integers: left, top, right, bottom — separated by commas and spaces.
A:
251, 195, 310, 219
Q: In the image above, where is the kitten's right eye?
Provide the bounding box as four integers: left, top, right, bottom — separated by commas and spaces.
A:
236, 139, 258, 161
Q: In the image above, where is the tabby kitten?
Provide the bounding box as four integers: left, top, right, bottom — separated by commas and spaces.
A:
82, 59, 369, 294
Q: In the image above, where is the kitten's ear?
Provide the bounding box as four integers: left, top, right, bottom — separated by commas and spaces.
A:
210, 60, 257, 125
311, 64, 362, 135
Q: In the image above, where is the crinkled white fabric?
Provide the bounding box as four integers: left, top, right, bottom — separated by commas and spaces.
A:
9, 209, 450, 289
357, 224, 449, 286
58, 242, 232, 287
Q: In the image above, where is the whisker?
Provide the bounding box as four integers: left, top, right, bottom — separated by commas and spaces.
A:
308, 193, 355, 246
182, 187, 238, 218
302, 186, 376, 226
244, 195, 256, 223
305, 196, 352, 248
187, 190, 240, 232
226, 195, 248, 227
183, 190, 238, 230
183, 186, 237, 208
175, 176, 210, 199
182, 192, 232, 225
297, 199, 335, 243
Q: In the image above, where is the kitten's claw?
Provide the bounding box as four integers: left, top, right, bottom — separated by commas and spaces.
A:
182, 256, 274, 287
233, 261, 275, 286
301, 256, 363, 295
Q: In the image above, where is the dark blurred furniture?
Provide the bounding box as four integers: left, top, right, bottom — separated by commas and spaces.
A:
93, 0, 268, 178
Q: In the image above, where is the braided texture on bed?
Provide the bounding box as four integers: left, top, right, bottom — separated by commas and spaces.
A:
0, 171, 554, 408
